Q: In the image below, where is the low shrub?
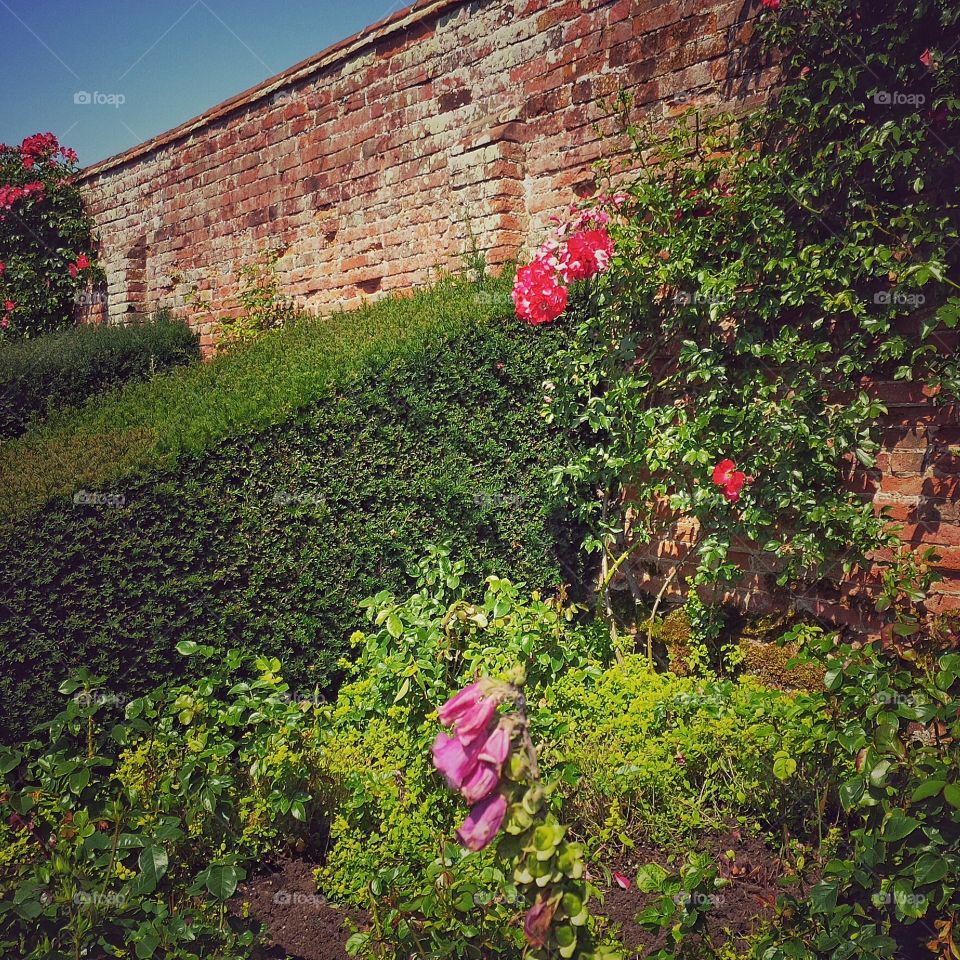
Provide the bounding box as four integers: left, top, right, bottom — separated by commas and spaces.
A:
0, 648, 327, 960
0, 313, 199, 439
0, 314, 576, 739
313, 551, 812, 958
544, 658, 828, 851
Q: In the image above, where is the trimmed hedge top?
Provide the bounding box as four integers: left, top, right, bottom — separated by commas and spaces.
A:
0, 277, 501, 521
0, 314, 199, 440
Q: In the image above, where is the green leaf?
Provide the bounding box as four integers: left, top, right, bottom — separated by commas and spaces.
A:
910, 780, 944, 802
839, 778, 864, 811
205, 863, 240, 900
773, 754, 797, 781
137, 845, 168, 893
882, 810, 919, 842
810, 879, 839, 914
635, 863, 669, 893
914, 854, 947, 886
175, 641, 199, 656
944, 783, 960, 809
386, 614, 403, 639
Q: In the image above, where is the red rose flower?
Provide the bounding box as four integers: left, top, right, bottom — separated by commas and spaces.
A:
512, 259, 568, 325
712, 458, 749, 503
560, 228, 614, 282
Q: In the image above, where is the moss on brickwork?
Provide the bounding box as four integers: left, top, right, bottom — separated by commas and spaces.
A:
738, 637, 824, 692
661, 608, 693, 676
735, 614, 824, 691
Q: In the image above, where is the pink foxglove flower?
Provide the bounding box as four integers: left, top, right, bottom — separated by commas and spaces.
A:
456, 791, 507, 851
460, 760, 501, 804
432, 732, 482, 790
478, 721, 511, 765
523, 896, 558, 947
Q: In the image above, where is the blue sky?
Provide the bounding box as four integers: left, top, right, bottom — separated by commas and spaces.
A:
0, 0, 406, 166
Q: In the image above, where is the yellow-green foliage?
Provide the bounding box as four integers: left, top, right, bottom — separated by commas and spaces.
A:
542, 655, 818, 850
315, 651, 821, 905
315, 692, 461, 905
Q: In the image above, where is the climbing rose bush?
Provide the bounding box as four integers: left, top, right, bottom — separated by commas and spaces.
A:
0, 133, 98, 339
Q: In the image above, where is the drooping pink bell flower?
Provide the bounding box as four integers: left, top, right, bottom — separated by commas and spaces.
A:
456, 791, 507, 851
438, 680, 499, 744
461, 760, 501, 804
523, 896, 558, 947
437, 680, 486, 726
478, 721, 511, 766
432, 732, 482, 790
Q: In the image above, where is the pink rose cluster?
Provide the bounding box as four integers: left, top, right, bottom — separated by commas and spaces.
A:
18, 132, 77, 168
432, 680, 513, 851
512, 198, 623, 326
0, 180, 45, 213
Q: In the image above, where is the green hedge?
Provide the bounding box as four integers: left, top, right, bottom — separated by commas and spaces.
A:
0, 314, 199, 440
0, 278, 495, 521
0, 317, 578, 741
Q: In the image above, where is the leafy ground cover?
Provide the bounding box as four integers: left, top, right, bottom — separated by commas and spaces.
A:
3, 555, 955, 958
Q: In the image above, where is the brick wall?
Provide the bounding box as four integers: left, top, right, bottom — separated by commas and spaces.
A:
77, 0, 958, 629
78, 0, 772, 352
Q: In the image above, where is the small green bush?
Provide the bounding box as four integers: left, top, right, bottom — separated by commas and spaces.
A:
0, 312, 576, 740
0, 650, 326, 959
0, 313, 199, 439
545, 658, 827, 850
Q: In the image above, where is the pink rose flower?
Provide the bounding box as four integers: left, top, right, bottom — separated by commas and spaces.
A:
712, 458, 749, 503
512, 259, 568, 326
561, 228, 614, 282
